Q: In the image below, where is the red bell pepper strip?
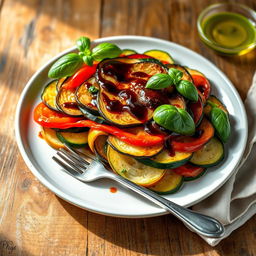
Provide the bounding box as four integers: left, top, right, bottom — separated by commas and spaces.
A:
63, 64, 97, 90
172, 164, 205, 177
188, 97, 203, 125
171, 118, 214, 152
126, 54, 153, 59
192, 75, 211, 103
34, 103, 164, 147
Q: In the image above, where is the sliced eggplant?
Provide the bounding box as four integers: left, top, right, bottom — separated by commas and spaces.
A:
168, 93, 186, 109
188, 96, 204, 125
94, 135, 108, 162
107, 145, 166, 187
190, 137, 224, 167
96, 58, 169, 126
143, 49, 174, 64
56, 77, 68, 91
107, 127, 164, 158
148, 170, 183, 194
53, 127, 89, 133
75, 76, 99, 115
41, 80, 59, 111
56, 86, 83, 116
137, 149, 192, 169
56, 131, 88, 148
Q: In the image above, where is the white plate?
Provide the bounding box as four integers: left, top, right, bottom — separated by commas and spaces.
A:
15, 36, 248, 218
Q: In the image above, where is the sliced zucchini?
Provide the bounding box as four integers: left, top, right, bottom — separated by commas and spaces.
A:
75, 77, 99, 115
184, 169, 206, 181
96, 58, 168, 126
107, 145, 166, 187
107, 127, 163, 158
42, 127, 64, 149
143, 49, 174, 64
121, 49, 137, 56
41, 80, 59, 111
190, 137, 224, 167
148, 170, 183, 194
56, 86, 83, 116
137, 149, 192, 169
203, 95, 228, 116
185, 67, 205, 77
56, 131, 88, 148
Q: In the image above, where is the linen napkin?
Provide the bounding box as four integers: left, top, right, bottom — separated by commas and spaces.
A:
192, 72, 256, 246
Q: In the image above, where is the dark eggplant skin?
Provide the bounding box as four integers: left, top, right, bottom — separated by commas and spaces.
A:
95, 57, 169, 127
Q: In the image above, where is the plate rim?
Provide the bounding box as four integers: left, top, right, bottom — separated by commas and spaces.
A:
15, 35, 248, 218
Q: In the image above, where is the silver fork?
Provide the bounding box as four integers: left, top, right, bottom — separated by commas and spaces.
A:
53, 147, 224, 238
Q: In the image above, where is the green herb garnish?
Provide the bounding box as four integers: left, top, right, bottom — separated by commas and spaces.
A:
48, 36, 122, 79
153, 105, 195, 135
88, 86, 99, 94
146, 67, 198, 102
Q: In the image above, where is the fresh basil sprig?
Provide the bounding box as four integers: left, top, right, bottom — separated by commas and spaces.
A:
153, 105, 195, 135
210, 107, 231, 143
145, 67, 198, 102
48, 36, 122, 79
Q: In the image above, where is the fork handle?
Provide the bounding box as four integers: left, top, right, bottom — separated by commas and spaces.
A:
108, 174, 224, 238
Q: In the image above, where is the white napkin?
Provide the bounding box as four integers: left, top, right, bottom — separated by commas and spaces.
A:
192, 72, 256, 246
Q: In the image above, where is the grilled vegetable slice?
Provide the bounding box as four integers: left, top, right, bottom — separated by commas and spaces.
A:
42, 127, 64, 149
137, 149, 192, 169
53, 127, 89, 133
108, 127, 163, 157
76, 76, 99, 115
56, 77, 68, 91
148, 170, 183, 194
121, 49, 137, 56
203, 95, 228, 116
94, 135, 108, 162
56, 131, 88, 148
190, 137, 224, 167
171, 118, 215, 152
97, 58, 168, 126
168, 93, 186, 109
88, 129, 108, 152
56, 86, 83, 116
188, 96, 204, 125
143, 50, 174, 64
107, 145, 166, 186
41, 80, 59, 111
172, 164, 206, 181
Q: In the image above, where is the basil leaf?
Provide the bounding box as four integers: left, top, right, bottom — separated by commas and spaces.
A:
88, 85, 99, 94
168, 68, 183, 85
210, 107, 231, 143
48, 53, 83, 79
145, 74, 173, 89
92, 43, 122, 61
83, 55, 93, 66
153, 105, 195, 135
176, 80, 198, 102
76, 36, 91, 52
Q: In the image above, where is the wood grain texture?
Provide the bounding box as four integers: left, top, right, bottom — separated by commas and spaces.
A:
0, 0, 255, 255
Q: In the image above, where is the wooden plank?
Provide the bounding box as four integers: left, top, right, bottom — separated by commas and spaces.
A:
0, 0, 255, 255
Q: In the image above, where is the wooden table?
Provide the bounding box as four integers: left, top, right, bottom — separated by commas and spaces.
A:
0, 0, 255, 255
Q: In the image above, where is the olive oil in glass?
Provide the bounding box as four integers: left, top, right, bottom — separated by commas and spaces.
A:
201, 12, 256, 55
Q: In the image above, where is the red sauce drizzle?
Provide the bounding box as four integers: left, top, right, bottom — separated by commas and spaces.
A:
110, 187, 117, 193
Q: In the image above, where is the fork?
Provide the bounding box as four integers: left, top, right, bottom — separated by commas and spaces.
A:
53, 147, 224, 238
